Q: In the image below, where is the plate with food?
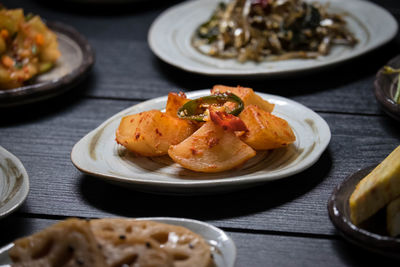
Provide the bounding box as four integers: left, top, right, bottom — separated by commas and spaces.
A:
148, 0, 397, 76
71, 85, 331, 194
0, 217, 236, 266
0, 146, 29, 219
328, 145, 400, 259
0, 7, 94, 107
374, 55, 400, 121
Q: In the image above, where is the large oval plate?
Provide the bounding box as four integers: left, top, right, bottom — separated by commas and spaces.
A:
0, 217, 236, 267
0, 146, 29, 219
0, 21, 94, 107
71, 90, 330, 195
148, 0, 397, 76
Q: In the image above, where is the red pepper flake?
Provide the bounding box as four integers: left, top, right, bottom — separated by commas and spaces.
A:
35, 34, 44, 46
207, 137, 219, 148
1, 29, 9, 39
190, 148, 198, 155
1, 56, 14, 68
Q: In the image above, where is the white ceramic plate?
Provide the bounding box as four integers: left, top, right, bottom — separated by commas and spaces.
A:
71, 90, 331, 194
0, 217, 236, 267
0, 146, 29, 219
148, 0, 398, 76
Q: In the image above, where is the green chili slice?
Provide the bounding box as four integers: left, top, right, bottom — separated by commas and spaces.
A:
383, 66, 400, 104
39, 62, 53, 73
177, 92, 244, 121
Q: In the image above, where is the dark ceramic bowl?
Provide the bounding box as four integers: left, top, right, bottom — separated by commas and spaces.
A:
328, 166, 400, 259
0, 21, 94, 107
374, 55, 400, 121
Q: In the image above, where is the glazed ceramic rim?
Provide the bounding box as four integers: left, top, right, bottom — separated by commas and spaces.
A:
0, 146, 29, 219
0, 21, 95, 107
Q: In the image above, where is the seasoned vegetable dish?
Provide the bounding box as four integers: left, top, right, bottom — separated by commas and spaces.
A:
116, 85, 296, 173
0, 7, 60, 89
192, 0, 357, 62
10, 218, 215, 267
349, 145, 400, 237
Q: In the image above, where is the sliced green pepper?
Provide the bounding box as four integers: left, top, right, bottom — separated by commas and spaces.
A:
177, 92, 244, 121
383, 66, 400, 104
38, 62, 53, 73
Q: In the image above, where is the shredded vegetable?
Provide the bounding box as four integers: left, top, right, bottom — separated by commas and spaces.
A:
192, 0, 357, 62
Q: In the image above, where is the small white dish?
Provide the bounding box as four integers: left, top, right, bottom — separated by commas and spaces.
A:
148, 0, 398, 76
0, 217, 236, 267
0, 146, 29, 219
71, 90, 331, 195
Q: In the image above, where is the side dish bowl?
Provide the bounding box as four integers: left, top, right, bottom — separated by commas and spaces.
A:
328, 166, 400, 259
0, 21, 94, 107
0, 217, 236, 267
374, 55, 400, 121
71, 90, 331, 195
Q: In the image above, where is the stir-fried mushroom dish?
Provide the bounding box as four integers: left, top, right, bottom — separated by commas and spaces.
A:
192, 0, 357, 62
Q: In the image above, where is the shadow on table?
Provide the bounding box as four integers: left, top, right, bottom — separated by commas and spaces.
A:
378, 111, 400, 136
0, 215, 55, 247
33, 0, 185, 16
153, 41, 400, 98
332, 236, 400, 266
0, 72, 95, 127
78, 148, 332, 220
0, 216, 28, 246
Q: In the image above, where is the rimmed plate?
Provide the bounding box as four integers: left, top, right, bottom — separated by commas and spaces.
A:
0, 21, 94, 107
0, 217, 236, 267
374, 55, 400, 121
0, 146, 29, 219
71, 90, 331, 195
148, 0, 398, 76
327, 166, 400, 259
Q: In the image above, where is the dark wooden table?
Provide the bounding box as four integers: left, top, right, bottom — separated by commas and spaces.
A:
1, 0, 400, 266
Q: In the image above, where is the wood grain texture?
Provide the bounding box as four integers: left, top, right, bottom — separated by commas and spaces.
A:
1, 0, 400, 264
0, 217, 399, 267
1, 99, 399, 235
2, 0, 400, 115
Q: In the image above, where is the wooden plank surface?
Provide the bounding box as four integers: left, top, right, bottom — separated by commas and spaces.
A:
1, 98, 399, 235
2, 0, 400, 115
1, 0, 400, 265
0, 217, 398, 267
